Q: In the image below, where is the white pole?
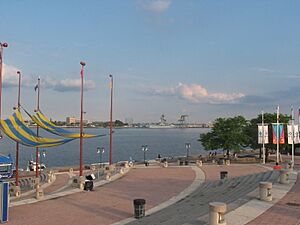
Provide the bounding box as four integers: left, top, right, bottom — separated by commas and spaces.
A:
276, 105, 279, 164
291, 106, 294, 168
298, 107, 300, 126
262, 111, 265, 164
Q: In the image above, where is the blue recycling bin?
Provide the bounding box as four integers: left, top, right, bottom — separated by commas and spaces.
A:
0, 182, 9, 223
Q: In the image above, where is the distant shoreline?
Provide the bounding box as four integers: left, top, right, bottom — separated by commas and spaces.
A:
28, 125, 211, 129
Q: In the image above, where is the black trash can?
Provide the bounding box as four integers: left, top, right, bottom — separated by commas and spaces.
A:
84, 180, 94, 191
220, 171, 228, 180
86, 174, 96, 181
179, 161, 183, 166
133, 199, 146, 219
218, 159, 225, 165
185, 160, 189, 165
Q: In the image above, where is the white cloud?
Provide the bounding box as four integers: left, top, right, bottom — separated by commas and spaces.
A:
47, 78, 96, 92
254, 67, 277, 73
287, 75, 300, 79
2, 64, 21, 87
2, 64, 95, 92
148, 83, 245, 104
139, 0, 172, 13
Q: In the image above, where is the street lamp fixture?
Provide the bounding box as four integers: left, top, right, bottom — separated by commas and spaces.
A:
40, 150, 46, 170
97, 147, 105, 166
185, 143, 191, 162
141, 145, 148, 166
0, 43, 8, 48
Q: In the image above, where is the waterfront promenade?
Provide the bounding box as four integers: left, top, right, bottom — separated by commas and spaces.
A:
7, 159, 300, 225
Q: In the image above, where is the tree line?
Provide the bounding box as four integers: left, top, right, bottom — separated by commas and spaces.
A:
199, 113, 295, 161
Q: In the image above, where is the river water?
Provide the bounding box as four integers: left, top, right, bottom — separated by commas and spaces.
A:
0, 128, 209, 169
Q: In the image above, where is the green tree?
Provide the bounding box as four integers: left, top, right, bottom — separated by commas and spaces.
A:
199, 116, 249, 157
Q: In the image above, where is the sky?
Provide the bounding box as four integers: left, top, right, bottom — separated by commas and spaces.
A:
1, 0, 300, 123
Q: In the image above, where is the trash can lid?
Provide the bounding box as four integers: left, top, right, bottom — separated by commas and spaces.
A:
134, 199, 146, 204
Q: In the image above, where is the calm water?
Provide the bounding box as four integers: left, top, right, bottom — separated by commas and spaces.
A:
0, 128, 209, 169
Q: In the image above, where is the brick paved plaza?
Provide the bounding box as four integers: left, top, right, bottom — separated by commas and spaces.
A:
6, 161, 300, 225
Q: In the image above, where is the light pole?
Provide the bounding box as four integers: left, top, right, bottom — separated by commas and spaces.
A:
79, 61, 86, 177
0, 42, 8, 139
261, 111, 266, 164
291, 106, 295, 168
142, 145, 148, 165
109, 74, 113, 165
35, 77, 41, 178
39, 150, 46, 170
276, 105, 279, 164
185, 143, 191, 162
15, 71, 21, 188
97, 147, 105, 166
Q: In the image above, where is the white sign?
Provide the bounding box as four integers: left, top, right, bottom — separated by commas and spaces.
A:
287, 124, 300, 144
258, 125, 268, 144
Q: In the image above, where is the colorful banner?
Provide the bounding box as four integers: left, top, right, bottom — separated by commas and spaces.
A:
258, 125, 269, 144
287, 124, 300, 144
272, 124, 285, 144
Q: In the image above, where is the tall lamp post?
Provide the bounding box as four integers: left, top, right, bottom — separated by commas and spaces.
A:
97, 147, 105, 166
15, 71, 21, 189
261, 111, 266, 164
0, 42, 8, 138
142, 145, 148, 165
35, 77, 41, 178
185, 143, 191, 163
291, 106, 295, 168
109, 74, 113, 165
79, 61, 86, 178
40, 150, 46, 168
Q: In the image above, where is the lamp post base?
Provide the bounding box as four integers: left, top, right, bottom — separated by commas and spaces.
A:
36, 185, 44, 200
79, 176, 85, 190
10, 186, 21, 197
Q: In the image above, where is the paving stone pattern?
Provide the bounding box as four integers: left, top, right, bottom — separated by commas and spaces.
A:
246, 173, 300, 225
126, 170, 279, 225
8, 167, 195, 225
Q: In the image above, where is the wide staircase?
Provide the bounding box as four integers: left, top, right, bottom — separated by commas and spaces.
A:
127, 170, 279, 225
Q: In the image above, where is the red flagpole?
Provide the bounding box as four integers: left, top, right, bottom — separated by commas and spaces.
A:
15, 71, 21, 188
109, 74, 113, 165
0, 42, 8, 136
36, 77, 40, 178
79, 61, 86, 177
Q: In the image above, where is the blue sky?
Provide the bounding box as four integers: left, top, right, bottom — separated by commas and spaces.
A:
1, 0, 300, 123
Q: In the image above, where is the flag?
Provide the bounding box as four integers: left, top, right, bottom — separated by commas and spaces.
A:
287, 125, 293, 144
34, 84, 38, 92
258, 125, 269, 144
272, 124, 285, 144
287, 124, 300, 144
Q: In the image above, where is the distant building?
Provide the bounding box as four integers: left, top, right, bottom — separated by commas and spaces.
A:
66, 117, 77, 124
66, 117, 89, 125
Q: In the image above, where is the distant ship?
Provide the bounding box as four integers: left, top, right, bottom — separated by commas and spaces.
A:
149, 114, 176, 129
